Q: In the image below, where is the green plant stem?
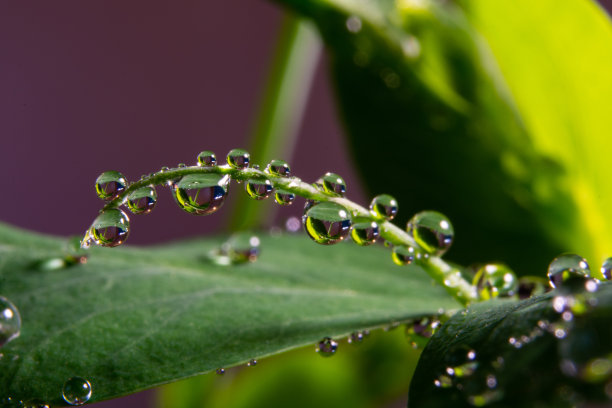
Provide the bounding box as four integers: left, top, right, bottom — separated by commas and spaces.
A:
229, 15, 322, 230
98, 165, 478, 305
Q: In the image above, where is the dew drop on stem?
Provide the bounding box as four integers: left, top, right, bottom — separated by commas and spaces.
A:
90, 209, 130, 247
303, 202, 352, 245
314, 172, 346, 196
274, 190, 295, 206
127, 186, 157, 215
94, 171, 127, 201
350, 220, 379, 246
407, 211, 454, 256
392, 245, 415, 266
172, 174, 230, 215
547, 253, 591, 289
265, 159, 291, 177
369, 194, 398, 220
245, 179, 274, 200
226, 148, 250, 169
472, 263, 518, 300
197, 151, 217, 167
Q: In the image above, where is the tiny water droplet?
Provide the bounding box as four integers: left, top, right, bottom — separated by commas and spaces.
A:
316, 337, 338, 357
197, 151, 217, 167
245, 179, 274, 200
178, 163, 186, 168
369, 194, 398, 220
90, 209, 130, 247
601, 257, 612, 280
407, 211, 454, 256
215, 368, 225, 375
405, 317, 440, 349
346, 15, 362, 33
350, 220, 379, 246
348, 331, 365, 344
160, 166, 169, 172
314, 172, 346, 196
127, 186, 157, 215
473, 263, 518, 300
247, 359, 257, 367
173, 174, 230, 215
62, 376, 92, 405
434, 374, 453, 388
266, 159, 291, 177
23, 400, 50, 408
0, 297, 21, 347
95, 171, 127, 200
547, 253, 590, 288
303, 202, 352, 245
226, 148, 250, 169
392, 246, 415, 266
274, 190, 295, 206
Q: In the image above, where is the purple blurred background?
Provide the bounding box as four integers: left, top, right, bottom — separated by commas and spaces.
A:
1, 1, 611, 407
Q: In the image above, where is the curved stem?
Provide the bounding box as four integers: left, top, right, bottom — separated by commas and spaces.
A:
98, 164, 478, 305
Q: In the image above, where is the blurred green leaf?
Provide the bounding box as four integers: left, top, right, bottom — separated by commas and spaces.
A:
275, 0, 612, 276
409, 282, 612, 407
0, 222, 458, 405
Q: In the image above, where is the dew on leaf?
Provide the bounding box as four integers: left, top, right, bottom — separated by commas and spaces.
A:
215, 368, 225, 375
23, 400, 50, 408
265, 159, 291, 177
303, 202, 351, 245
197, 151, 217, 167
369, 194, 398, 220
225, 233, 261, 264
226, 148, 250, 169
172, 174, 230, 215
316, 337, 338, 357
90, 209, 130, 247
350, 220, 379, 246
348, 331, 365, 344
127, 186, 157, 215
247, 359, 257, 367
314, 172, 346, 196
547, 253, 590, 289
0, 297, 21, 348
62, 376, 92, 405
245, 179, 274, 200
95, 170, 127, 200
407, 211, 454, 256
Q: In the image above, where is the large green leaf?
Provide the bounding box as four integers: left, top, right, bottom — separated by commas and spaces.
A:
274, 0, 612, 275
0, 223, 458, 406
409, 282, 612, 407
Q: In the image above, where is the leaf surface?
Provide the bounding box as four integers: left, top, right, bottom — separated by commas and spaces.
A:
0, 223, 458, 406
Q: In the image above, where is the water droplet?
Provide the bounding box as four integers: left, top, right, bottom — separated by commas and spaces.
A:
245, 179, 274, 200
173, 174, 230, 215
178, 163, 186, 168
274, 190, 295, 206
392, 245, 415, 266
0, 297, 21, 348
369, 194, 398, 220
225, 233, 260, 264
226, 148, 250, 169
407, 211, 454, 256
350, 220, 379, 246
348, 331, 365, 344
303, 202, 351, 245
316, 337, 338, 357
266, 159, 291, 177
314, 173, 346, 196
160, 166, 169, 172
197, 151, 217, 167
127, 186, 157, 215
473, 263, 518, 300
23, 400, 50, 408
95, 171, 127, 200
215, 368, 225, 375
517, 277, 549, 299
405, 317, 439, 349
547, 253, 590, 288
90, 209, 130, 247
62, 376, 92, 405
247, 359, 257, 367
346, 15, 362, 33
601, 257, 612, 280
434, 374, 453, 388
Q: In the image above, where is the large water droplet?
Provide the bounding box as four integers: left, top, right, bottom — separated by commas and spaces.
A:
197, 150, 217, 167
0, 297, 21, 347
274, 190, 295, 206
90, 209, 130, 247
266, 159, 291, 177
407, 211, 454, 256
173, 174, 230, 215
392, 245, 415, 266
547, 253, 590, 289
600, 257, 612, 280
350, 220, 379, 246
315, 173, 346, 196
62, 377, 92, 405
303, 202, 351, 245
245, 179, 274, 200
316, 337, 338, 357
95, 171, 127, 200
127, 186, 157, 215
473, 264, 518, 300
369, 194, 398, 220
226, 148, 250, 169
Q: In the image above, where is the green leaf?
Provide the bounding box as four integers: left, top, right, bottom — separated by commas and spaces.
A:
409, 282, 612, 407
0, 222, 458, 405
274, 0, 612, 275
